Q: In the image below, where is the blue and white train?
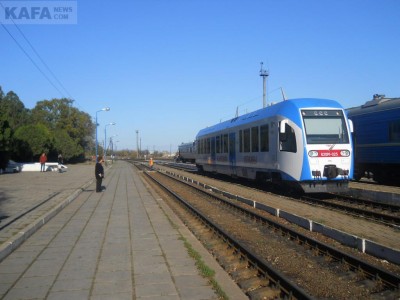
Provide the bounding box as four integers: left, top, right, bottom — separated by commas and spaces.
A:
195, 98, 354, 193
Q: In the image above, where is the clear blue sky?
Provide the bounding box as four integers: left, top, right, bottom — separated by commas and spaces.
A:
1, 0, 399, 152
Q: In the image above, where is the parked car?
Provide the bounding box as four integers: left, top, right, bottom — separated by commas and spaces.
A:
2, 160, 22, 173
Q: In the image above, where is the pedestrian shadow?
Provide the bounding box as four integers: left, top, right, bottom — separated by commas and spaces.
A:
83, 186, 106, 193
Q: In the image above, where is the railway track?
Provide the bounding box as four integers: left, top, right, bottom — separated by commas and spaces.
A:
139, 165, 400, 299
159, 161, 400, 228
299, 194, 400, 228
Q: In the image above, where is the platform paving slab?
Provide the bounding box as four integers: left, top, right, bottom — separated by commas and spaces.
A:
0, 161, 247, 299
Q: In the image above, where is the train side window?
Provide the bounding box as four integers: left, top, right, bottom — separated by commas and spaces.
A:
243, 128, 250, 152
216, 136, 221, 153
239, 130, 243, 153
198, 140, 201, 154
251, 126, 259, 152
260, 124, 269, 152
389, 120, 400, 142
223, 134, 229, 153
280, 123, 297, 153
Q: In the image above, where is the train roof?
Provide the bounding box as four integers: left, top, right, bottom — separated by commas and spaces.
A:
346, 95, 400, 117
196, 98, 344, 138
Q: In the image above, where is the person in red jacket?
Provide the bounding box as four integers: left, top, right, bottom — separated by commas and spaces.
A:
39, 152, 47, 172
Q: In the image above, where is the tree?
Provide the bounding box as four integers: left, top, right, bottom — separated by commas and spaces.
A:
31, 98, 94, 159
0, 90, 29, 130
53, 129, 83, 161
14, 124, 52, 160
0, 119, 12, 169
31, 98, 72, 130
0, 88, 30, 163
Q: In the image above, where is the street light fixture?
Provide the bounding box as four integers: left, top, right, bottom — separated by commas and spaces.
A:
95, 107, 110, 162
104, 122, 116, 162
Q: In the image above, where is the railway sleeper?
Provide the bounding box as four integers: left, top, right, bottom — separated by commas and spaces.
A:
208, 241, 232, 255
237, 276, 266, 292
247, 286, 282, 300
217, 255, 248, 273
231, 267, 259, 282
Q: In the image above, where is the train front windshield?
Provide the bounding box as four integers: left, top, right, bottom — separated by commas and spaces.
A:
302, 110, 349, 144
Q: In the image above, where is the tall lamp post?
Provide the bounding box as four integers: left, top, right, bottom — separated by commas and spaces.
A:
104, 122, 116, 162
109, 135, 118, 161
95, 107, 110, 162
114, 140, 120, 158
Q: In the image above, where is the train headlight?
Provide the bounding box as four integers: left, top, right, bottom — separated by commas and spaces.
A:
340, 150, 350, 157
308, 150, 319, 157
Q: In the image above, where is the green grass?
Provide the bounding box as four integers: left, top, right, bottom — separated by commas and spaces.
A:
180, 236, 229, 300
160, 203, 229, 299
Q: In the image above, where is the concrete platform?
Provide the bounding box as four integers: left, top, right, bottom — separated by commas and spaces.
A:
0, 161, 246, 299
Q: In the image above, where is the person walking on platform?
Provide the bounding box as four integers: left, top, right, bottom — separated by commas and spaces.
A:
95, 156, 105, 192
39, 152, 47, 172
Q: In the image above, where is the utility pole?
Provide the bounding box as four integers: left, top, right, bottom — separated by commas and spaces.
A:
259, 62, 269, 108
136, 130, 139, 159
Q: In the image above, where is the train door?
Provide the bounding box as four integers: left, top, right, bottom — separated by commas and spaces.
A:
229, 132, 237, 176
278, 120, 303, 180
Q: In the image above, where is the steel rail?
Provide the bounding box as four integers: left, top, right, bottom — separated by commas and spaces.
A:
301, 195, 400, 227
143, 170, 313, 300
154, 170, 400, 290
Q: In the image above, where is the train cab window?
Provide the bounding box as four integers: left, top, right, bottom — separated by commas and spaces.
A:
216, 136, 221, 153
243, 128, 250, 152
280, 123, 297, 153
251, 126, 259, 152
222, 134, 229, 153
302, 110, 349, 144
260, 124, 269, 152
389, 120, 400, 142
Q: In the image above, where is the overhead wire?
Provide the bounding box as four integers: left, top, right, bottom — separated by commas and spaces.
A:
0, 22, 66, 98
12, 23, 74, 99
0, 2, 76, 104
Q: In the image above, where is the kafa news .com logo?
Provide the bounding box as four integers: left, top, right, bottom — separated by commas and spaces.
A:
0, 1, 77, 24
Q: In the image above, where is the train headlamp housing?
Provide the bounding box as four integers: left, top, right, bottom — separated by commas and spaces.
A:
340, 150, 350, 157
308, 150, 350, 157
